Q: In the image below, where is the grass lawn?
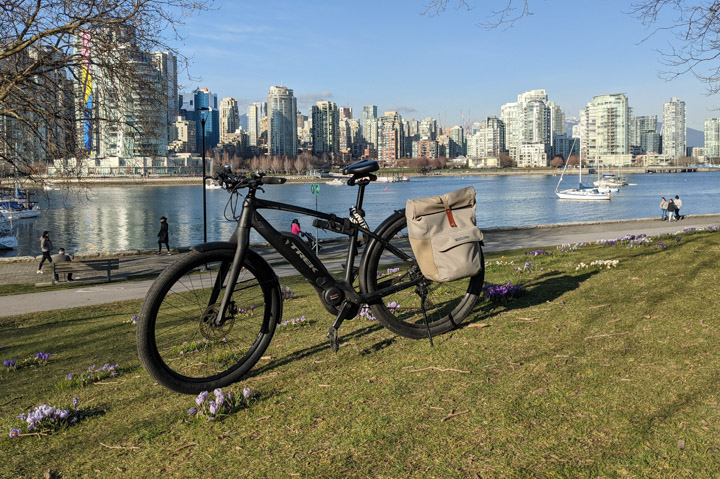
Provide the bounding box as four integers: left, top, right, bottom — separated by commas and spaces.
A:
2, 228, 720, 478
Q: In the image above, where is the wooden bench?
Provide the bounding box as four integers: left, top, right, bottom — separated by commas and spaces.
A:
51, 258, 120, 284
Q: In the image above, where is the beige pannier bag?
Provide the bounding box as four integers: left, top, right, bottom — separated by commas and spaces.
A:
405, 186, 484, 282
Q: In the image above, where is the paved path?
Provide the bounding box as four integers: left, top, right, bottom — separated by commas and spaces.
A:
1, 214, 718, 317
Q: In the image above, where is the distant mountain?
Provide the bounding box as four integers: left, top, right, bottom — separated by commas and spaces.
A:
687, 127, 703, 147
657, 122, 703, 147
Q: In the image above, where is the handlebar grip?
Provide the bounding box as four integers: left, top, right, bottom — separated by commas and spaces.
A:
263, 177, 287, 185
312, 219, 330, 230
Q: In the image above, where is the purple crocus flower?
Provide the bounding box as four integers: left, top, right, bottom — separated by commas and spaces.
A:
188, 407, 198, 416
35, 352, 50, 362
214, 388, 225, 407
9, 428, 21, 438
66, 373, 74, 380
72, 397, 79, 407
55, 409, 69, 419
242, 387, 252, 400
208, 400, 218, 415
195, 391, 209, 407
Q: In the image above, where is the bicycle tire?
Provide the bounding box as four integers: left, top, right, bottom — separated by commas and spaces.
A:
359, 213, 484, 339
137, 248, 281, 394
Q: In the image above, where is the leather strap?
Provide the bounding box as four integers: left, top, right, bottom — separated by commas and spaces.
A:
440, 197, 457, 227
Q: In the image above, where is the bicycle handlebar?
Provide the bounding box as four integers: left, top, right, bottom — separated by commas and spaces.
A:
214, 167, 287, 190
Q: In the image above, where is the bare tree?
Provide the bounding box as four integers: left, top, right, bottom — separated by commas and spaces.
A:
423, 1, 720, 93
498, 151, 515, 168
0, 0, 209, 182
259, 155, 271, 172
270, 156, 282, 174
550, 155, 564, 167
293, 156, 307, 174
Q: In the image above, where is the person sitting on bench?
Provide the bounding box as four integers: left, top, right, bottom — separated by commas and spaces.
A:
53, 248, 73, 282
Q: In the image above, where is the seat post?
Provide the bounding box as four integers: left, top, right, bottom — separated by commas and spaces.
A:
355, 181, 367, 210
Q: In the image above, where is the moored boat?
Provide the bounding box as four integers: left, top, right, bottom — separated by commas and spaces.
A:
555, 139, 611, 201
0, 199, 41, 219
0, 212, 18, 250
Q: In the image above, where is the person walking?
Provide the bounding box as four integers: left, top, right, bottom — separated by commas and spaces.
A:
660, 197, 668, 220
674, 195, 683, 220
37, 231, 53, 273
157, 216, 171, 255
667, 199, 677, 222
53, 248, 73, 282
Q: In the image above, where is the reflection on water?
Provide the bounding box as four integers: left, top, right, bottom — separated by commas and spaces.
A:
5, 171, 720, 257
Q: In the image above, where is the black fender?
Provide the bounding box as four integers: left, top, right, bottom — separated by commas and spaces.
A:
190, 242, 276, 281
190, 241, 237, 253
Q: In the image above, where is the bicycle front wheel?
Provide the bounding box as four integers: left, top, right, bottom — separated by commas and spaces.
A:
137, 248, 281, 394
359, 213, 484, 339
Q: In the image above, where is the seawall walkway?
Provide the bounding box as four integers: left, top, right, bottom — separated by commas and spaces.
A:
1, 214, 718, 317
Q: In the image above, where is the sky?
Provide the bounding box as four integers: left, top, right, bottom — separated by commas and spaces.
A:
169, 0, 717, 132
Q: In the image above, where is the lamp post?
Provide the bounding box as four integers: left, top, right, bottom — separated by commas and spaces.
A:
198, 107, 209, 243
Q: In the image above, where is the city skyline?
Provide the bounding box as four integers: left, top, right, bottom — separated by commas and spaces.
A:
170, 0, 716, 131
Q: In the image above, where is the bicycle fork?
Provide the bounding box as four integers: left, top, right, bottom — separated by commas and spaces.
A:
212, 213, 253, 328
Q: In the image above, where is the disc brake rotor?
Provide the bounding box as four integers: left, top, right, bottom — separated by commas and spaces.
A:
198, 304, 235, 340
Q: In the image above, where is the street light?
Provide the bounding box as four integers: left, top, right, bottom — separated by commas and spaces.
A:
198, 106, 210, 243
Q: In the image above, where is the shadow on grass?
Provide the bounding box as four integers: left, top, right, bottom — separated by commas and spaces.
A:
0, 309, 137, 357
250, 322, 384, 377
467, 270, 598, 325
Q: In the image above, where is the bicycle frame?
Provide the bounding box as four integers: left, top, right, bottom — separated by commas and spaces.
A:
213, 181, 422, 326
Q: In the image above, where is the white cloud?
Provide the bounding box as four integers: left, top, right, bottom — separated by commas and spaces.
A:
296, 91, 335, 109
388, 105, 418, 114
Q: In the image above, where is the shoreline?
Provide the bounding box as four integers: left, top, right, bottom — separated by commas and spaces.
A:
5, 167, 714, 187
3, 213, 719, 264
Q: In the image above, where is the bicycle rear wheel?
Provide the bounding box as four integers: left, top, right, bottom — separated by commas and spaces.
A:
137, 248, 281, 394
359, 212, 484, 339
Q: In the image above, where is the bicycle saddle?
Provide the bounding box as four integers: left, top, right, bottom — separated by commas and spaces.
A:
342, 160, 379, 176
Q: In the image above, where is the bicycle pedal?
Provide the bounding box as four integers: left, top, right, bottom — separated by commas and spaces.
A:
327, 327, 340, 353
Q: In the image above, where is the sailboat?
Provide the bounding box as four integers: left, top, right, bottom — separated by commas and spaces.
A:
555, 141, 611, 201
0, 212, 18, 250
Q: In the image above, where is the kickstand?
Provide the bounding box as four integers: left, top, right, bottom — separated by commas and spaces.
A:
418, 283, 434, 347
327, 301, 353, 353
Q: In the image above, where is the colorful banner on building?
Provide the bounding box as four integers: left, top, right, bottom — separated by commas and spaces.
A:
80, 32, 93, 154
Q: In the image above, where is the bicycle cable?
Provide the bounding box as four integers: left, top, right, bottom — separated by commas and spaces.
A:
223, 186, 243, 221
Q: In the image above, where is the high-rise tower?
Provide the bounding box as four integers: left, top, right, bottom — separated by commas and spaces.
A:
267, 86, 297, 157
662, 97, 687, 160
311, 101, 339, 159
219, 97, 240, 143
581, 93, 630, 165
